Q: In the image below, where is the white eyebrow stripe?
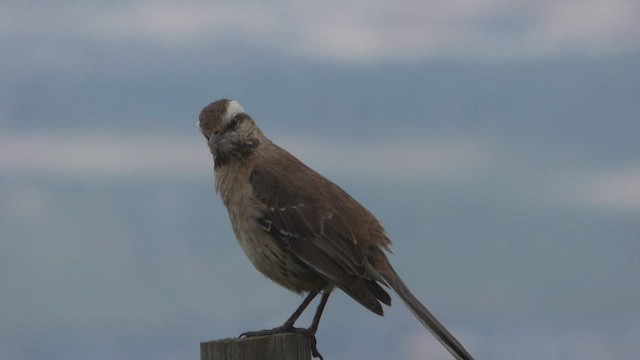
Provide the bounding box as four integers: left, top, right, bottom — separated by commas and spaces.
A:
222, 100, 245, 126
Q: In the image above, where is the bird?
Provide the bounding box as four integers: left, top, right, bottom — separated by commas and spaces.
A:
198, 98, 474, 360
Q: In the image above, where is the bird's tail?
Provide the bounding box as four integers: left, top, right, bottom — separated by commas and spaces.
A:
369, 248, 474, 360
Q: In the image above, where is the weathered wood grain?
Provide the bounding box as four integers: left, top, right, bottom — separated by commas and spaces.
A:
200, 333, 313, 360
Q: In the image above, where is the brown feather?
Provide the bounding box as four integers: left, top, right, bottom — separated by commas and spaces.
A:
249, 149, 390, 315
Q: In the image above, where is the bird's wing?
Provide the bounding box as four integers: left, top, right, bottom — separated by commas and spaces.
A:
249, 158, 388, 314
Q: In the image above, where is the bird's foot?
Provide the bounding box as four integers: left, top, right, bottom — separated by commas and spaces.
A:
239, 326, 323, 359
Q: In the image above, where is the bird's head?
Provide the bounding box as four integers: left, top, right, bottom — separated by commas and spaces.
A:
198, 99, 260, 167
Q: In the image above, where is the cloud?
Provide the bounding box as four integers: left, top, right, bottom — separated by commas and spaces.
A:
0, 132, 492, 181
404, 330, 468, 360
276, 135, 493, 180
0, 132, 209, 179
2, 0, 638, 63
571, 167, 640, 211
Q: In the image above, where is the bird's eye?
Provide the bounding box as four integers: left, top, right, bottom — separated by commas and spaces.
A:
226, 116, 239, 130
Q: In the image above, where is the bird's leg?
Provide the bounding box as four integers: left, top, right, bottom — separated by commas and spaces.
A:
308, 291, 331, 334
239, 288, 326, 359
303, 291, 331, 360
239, 288, 321, 338
282, 288, 322, 329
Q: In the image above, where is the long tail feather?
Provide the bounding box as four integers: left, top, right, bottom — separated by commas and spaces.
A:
370, 249, 474, 360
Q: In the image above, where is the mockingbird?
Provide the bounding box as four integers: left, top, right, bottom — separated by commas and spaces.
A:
198, 99, 474, 360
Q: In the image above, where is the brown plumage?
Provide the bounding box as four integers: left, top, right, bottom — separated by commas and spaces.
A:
198, 99, 474, 360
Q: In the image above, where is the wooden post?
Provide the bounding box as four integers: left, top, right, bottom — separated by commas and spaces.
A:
200, 333, 313, 360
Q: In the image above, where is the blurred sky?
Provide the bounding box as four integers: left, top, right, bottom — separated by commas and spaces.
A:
1, 1, 639, 359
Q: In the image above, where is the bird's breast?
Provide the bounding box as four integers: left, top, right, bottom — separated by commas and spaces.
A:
231, 219, 324, 293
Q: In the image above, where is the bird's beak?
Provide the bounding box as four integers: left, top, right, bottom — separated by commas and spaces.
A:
208, 129, 222, 146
